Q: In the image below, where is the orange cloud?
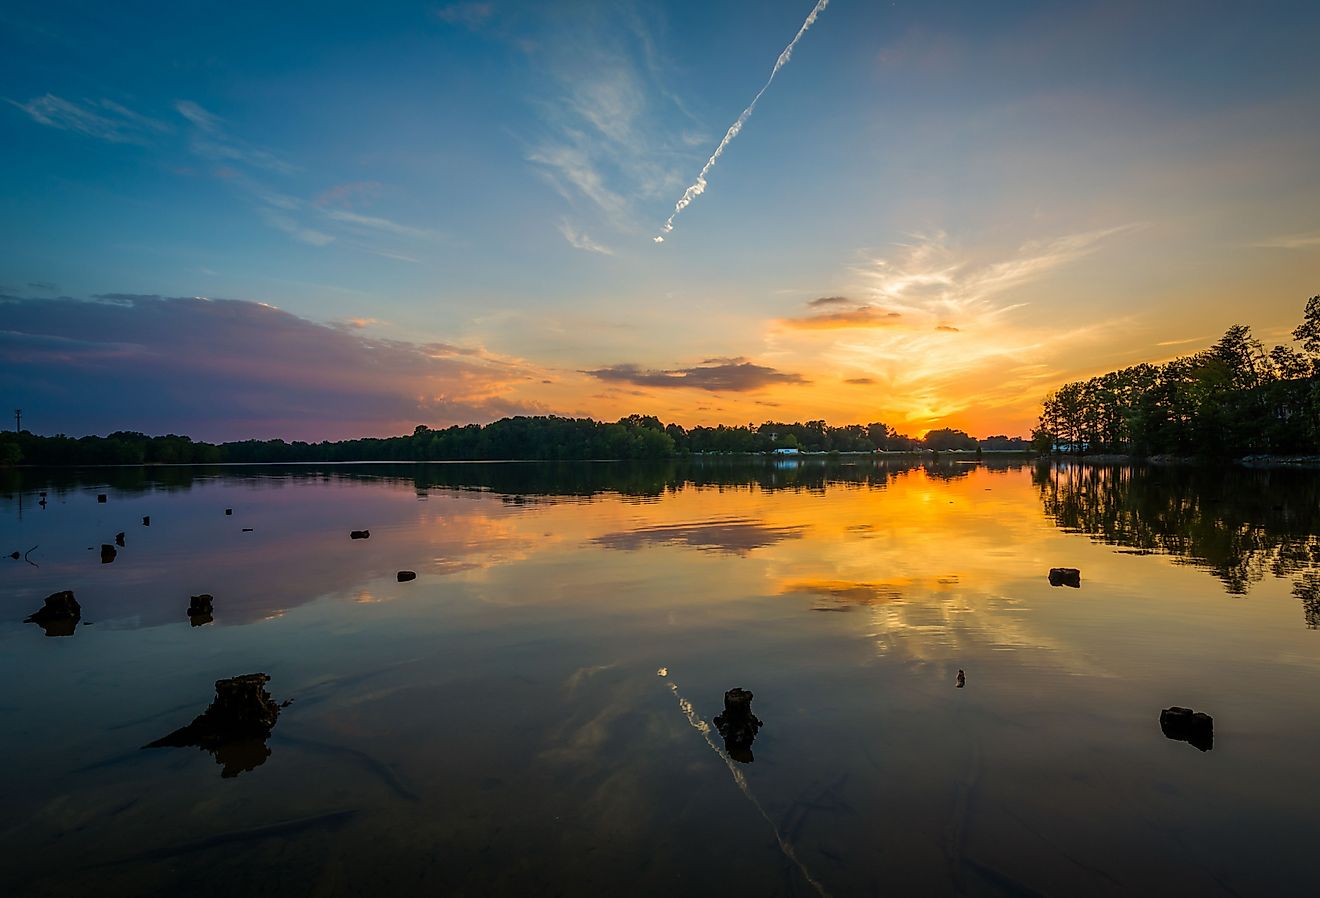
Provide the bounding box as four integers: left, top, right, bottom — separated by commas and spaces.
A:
777, 306, 903, 330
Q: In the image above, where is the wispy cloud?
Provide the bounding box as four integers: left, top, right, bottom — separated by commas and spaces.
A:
654, 0, 831, 242
556, 220, 614, 255
258, 207, 335, 246
585, 358, 807, 392
1254, 230, 1320, 250
324, 208, 442, 241
433, 2, 494, 29
525, 6, 701, 239
315, 181, 383, 208
176, 100, 296, 174
7, 94, 169, 144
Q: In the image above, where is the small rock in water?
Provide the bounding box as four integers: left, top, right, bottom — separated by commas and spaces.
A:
100, 544, 117, 564
713, 687, 764, 764
396, 570, 416, 582
25, 590, 82, 638
188, 594, 214, 615
1048, 567, 1081, 588
97, 494, 107, 503
142, 516, 151, 526
241, 528, 254, 532
350, 530, 370, 540
225, 508, 233, 516
8, 551, 18, 560
1160, 706, 1213, 752
115, 532, 126, 547
956, 669, 966, 688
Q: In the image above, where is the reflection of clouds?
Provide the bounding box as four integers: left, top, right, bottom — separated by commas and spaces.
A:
780, 578, 905, 610
593, 517, 805, 555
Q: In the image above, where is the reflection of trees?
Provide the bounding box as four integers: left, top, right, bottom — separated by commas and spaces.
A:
3, 456, 997, 503
1035, 462, 1320, 626
1297, 573, 1320, 630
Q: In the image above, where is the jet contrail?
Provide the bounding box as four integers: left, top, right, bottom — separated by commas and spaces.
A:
654, 0, 831, 243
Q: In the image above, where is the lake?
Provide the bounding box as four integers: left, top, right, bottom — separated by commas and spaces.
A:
2, 458, 1319, 897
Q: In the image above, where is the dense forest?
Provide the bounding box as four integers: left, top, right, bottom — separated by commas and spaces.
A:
1033, 296, 1320, 457
0, 416, 1024, 466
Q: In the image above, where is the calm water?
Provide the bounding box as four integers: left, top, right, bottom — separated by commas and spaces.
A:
2, 459, 1319, 897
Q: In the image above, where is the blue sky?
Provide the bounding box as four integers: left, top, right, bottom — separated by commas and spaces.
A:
3, 1, 1319, 439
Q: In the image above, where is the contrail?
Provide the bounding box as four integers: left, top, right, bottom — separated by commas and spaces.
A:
654, 0, 831, 243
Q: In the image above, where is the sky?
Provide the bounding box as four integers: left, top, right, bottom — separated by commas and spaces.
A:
2, 0, 1319, 441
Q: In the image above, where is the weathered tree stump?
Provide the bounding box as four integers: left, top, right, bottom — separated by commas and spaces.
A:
713, 687, 763, 763
25, 590, 81, 637
100, 544, 117, 564
397, 570, 417, 582
145, 673, 282, 777
188, 594, 214, 626
350, 530, 370, 540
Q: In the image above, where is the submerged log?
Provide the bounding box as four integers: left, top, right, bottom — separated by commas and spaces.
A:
25, 590, 82, 637
1160, 706, 1213, 752
1048, 567, 1081, 588
713, 687, 763, 763
145, 673, 282, 777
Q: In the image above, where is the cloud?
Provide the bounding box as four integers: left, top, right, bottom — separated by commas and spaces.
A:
556, 221, 613, 255
315, 181, 383, 208
1253, 230, 1320, 250
175, 99, 296, 174
0, 294, 544, 440
807, 295, 853, 308
433, 2, 494, 28
525, 7, 702, 237
27, 281, 57, 292
935, 324, 959, 332
654, 0, 832, 241
323, 208, 442, 241
258, 207, 335, 246
843, 377, 875, 385
584, 359, 807, 392
778, 306, 903, 330
7, 94, 169, 144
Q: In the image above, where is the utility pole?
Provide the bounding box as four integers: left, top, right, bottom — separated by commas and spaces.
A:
13, 409, 20, 433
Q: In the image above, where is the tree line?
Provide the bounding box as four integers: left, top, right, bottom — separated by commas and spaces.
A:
1033, 296, 1320, 457
0, 416, 1025, 467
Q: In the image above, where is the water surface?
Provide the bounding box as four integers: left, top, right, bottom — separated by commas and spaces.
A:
2, 459, 1318, 897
